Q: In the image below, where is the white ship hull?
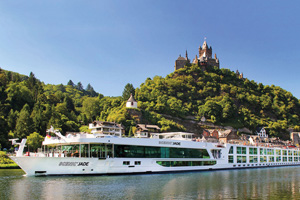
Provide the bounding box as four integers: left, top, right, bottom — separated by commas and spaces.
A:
10, 131, 300, 176
11, 156, 228, 176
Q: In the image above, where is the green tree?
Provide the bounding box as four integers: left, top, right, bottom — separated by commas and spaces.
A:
76, 82, 84, 91
15, 104, 33, 139
64, 95, 75, 112
31, 103, 47, 134
86, 83, 97, 97
67, 80, 74, 87
82, 97, 101, 122
122, 83, 135, 100
27, 132, 44, 151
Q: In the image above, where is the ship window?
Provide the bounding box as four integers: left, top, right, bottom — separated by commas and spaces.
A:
114, 145, 210, 159
276, 156, 281, 162
269, 157, 274, 162
228, 146, 233, 154
90, 144, 106, 158
135, 161, 141, 165
236, 147, 242, 154
283, 150, 287, 156
249, 148, 258, 155
156, 160, 216, 167
276, 149, 281, 155
260, 156, 267, 163
242, 147, 247, 154
237, 156, 246, 163
228, 155, 234, 163
260, 148, 264, 155
249, 156, 254, 163
267, 149, 274, 155
289, 157, 293, 162
237, 147, 246, 154
123, 161, 130, 165
283, 157, 287, 162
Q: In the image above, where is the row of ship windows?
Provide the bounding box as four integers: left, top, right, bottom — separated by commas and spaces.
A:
122, 161, 217, 167
123, 161, 141, 165
229, 146, 300, 156
233, 163, 289, 167
156, 161, 217, 167
228, 155, 300, 163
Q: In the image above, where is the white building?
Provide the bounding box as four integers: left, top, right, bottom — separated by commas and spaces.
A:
89, 121, 124, 137
257, 128, 268, 138
126, 94, 138, 108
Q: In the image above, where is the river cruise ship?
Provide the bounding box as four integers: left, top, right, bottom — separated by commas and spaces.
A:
10, 127, 300, 176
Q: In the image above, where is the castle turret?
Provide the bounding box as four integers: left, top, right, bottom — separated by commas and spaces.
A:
185, 50, 188, 60
199, 41, 212, 58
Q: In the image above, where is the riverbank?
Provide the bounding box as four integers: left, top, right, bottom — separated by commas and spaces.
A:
0, 164, 20, 169
0, 151, 20, 169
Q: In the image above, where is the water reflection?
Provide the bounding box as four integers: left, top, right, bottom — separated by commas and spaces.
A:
0, 167, 299, 199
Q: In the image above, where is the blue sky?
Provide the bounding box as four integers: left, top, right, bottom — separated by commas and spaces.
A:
1, 1, 300, 98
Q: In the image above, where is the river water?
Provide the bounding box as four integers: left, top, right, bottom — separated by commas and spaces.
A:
0, 166, 299, 200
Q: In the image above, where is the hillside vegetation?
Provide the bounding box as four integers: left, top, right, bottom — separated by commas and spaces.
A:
0, 64, 299, 148
135, 65, 300, 139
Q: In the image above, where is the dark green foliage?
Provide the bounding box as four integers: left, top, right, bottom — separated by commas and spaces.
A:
0, 69, 104, 148
76, 82, 83, 91
15, 104, 33, 139
85, 83, 97, 97
122, 83, 135, 100
67, 80, 74, 87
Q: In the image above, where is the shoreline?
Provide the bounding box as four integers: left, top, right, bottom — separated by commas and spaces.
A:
0, 164, 20, 169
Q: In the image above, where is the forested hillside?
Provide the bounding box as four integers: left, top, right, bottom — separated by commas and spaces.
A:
0, 69, 123, 148
0, 64, 299, 148
135, 65, 300, 139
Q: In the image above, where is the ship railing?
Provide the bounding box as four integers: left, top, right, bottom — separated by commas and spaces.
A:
25, 151, 68, 158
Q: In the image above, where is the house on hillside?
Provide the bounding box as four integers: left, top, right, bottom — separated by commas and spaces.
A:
202, 129, 219, 143
291, 132, 300, 146
89, 121, 124, 137
135, 124, 161, 138
218, 130, 239, 144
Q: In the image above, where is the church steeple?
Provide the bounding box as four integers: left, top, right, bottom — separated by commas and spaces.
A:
185, 50, 188, 59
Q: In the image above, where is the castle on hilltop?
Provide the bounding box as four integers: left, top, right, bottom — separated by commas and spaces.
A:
175, 40, 220, 71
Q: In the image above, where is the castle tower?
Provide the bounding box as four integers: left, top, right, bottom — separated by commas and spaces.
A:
175, 50, 190, 71
126, 94, 138, 108
199, 41, 212, 58
174, 39, 219, 71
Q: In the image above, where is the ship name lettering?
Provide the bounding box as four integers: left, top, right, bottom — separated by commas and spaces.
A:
172, 142, 181, 145
158, 141, 181, 146
59, 162, 89, 167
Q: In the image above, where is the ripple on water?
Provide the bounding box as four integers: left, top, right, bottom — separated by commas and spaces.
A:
0, 167, 299, 200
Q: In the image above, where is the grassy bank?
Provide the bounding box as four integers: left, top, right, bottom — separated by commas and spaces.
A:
0, 163, 20, 169
0, 151, 19, 169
